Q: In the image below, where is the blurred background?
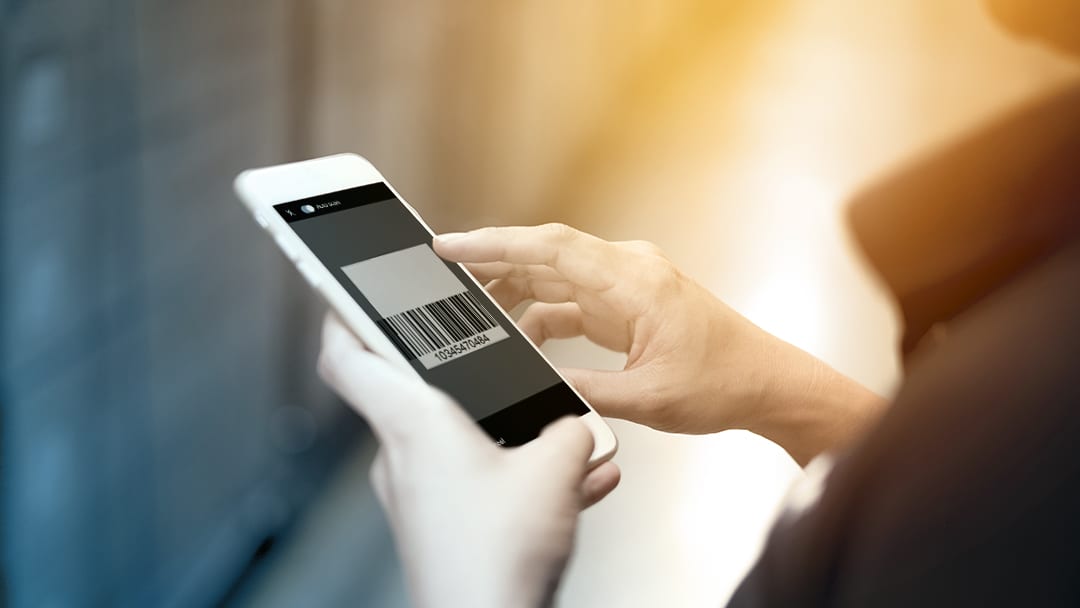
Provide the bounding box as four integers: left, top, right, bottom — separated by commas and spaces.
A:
1, 0, 1077, 606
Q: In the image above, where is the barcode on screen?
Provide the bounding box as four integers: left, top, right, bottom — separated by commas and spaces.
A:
376, 291, 502, 361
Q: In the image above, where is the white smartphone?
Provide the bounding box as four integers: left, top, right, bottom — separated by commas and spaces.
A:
234, 153, 617, 465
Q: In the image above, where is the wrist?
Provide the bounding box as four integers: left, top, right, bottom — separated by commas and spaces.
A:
412, 578, 546, 608
742, 338, 886, 466
410, 550, 564, 608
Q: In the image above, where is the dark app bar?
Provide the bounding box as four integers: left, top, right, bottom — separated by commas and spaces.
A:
274, 183, 395, 223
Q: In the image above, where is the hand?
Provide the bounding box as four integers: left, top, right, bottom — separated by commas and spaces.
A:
317, 314, 620, 608
435, 224, 885, 465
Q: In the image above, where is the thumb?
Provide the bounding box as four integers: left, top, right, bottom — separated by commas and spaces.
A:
560, 367, 645, 420
525, 416, 594, 473
319, 313, 483, 450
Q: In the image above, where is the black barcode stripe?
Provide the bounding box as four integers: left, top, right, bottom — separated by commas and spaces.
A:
382, 317, 409, 353
399, 313, 431, 354
477, 296, 497, 324
421, 301, 451, 342
433, 299, 468, 341
432, 299, 465, 340
462, 291, 493, 326
406, 309, 437, 349
466, 296, 493, 330
390, 315, 424, 355
415, 305, 450, 345
447, 297, 479, 335
457, 292, 495, 330
449, 293, 484, 333
378, 291, 500, 360
470, 293, 497, 327
376, 319, 410, 356
456, 293, 491, 331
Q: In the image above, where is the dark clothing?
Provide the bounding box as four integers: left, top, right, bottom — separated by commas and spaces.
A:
730, 85, 1080, 606
850, 84, 1080, 359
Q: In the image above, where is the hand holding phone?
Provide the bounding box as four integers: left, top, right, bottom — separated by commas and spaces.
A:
318, 312, 619, 607
234, 153, 620, 605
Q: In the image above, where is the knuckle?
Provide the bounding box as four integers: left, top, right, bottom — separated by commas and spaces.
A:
319, 325, 346, 361
568, 373, 590, 400
640, 257, 678, 290
627, 239, 667, 259
318, 333, 354, 379
369, 459, 385, 486
316, 350, 337, 385
638, 385, 675, 429
369, 460, 393, 506
540, 222, 576, 242
478, 225, 503, 239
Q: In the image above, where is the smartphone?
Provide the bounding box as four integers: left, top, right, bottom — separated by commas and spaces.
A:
234, 153, 617, 464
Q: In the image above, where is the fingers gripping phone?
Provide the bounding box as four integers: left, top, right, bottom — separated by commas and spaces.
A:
234, 153, 617, 465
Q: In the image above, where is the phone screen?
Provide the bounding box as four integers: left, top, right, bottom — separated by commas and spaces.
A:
275, 183, 588, 446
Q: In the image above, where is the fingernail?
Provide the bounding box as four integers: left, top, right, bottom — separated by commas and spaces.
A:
435, 232, 467, 244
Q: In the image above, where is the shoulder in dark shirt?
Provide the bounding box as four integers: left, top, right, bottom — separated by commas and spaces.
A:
730, 85, 1080, 607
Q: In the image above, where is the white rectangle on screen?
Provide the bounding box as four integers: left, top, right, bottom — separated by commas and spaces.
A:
341, 244, 508, 369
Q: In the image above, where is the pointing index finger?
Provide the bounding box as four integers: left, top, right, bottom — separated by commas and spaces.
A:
434, 224, 616, 292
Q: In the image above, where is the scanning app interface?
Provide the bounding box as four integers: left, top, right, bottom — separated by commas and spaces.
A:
275, 184, 586, 444
342, 244, 510, 370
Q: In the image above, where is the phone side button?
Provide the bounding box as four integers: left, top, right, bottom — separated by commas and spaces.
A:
296, 260, 322, 288
274, 234, 300, 260
254, 212, 270, 229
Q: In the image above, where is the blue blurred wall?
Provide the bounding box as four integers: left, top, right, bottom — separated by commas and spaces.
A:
0, 2, 364, 606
